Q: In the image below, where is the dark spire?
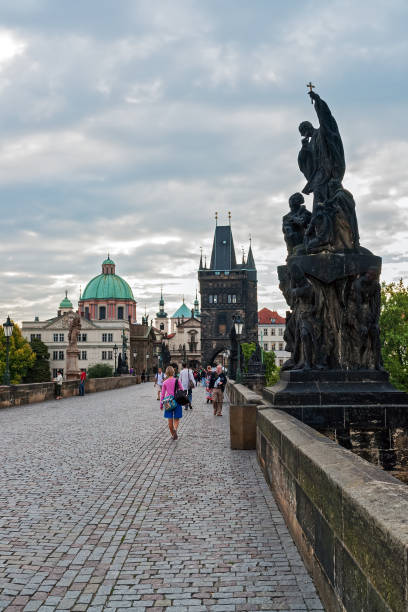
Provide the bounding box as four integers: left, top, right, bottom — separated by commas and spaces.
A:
199, 246, 203, 270
246, 237, 256, 269
209, 223, 237, 271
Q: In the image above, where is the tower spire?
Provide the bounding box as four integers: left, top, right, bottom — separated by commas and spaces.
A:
199, 246, 203, 269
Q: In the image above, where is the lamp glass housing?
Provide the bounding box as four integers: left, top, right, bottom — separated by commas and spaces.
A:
3, 316, 13, 338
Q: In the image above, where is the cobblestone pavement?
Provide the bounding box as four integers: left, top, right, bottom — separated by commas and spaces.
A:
0, 383, 324, 612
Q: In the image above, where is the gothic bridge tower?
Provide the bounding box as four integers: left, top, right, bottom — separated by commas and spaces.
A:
198, 216, 258, 366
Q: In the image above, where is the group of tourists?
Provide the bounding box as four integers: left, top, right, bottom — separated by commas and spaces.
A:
154, 363, 228, 439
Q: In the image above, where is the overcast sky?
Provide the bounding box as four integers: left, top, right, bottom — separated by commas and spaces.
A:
0, 0, 407, 324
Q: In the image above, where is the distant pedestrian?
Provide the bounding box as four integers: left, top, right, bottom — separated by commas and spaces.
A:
79, 370, 86, 396
54, 370, 63, 400
160, 366, 183, 440
141, 370, 146, 383
179, 362, 195, 409
209, 364, 227, 416
154, 367, 164, 400
205, 365, 212, 403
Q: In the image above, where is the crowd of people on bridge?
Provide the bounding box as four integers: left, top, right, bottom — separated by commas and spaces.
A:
155, 362, 228, 439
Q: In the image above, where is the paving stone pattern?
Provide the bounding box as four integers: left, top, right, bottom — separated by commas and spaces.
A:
0, 383, 324, 611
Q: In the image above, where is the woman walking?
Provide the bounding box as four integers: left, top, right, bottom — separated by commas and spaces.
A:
160, 366, 183, 440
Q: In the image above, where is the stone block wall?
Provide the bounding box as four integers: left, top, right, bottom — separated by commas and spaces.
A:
0, 376, 137, 409
258, 407, 408, 612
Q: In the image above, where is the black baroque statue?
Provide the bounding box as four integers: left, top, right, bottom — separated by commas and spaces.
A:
298, 90, 345, 210
282, 193, 312, 257
278, 88, 382, 372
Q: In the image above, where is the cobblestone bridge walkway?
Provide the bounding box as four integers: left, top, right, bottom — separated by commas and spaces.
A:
0, 383, 323, 612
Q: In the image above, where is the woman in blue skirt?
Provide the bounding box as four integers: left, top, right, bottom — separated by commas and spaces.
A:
160, 366, 183, 440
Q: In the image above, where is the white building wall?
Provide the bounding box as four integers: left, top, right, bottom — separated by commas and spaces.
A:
258, 323, 291, 367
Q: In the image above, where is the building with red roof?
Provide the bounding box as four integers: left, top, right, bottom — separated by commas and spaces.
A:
258, 308, 290, 367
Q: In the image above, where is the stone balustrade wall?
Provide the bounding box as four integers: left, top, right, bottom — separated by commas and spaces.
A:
228, 380, 408, 612
0, 376, 138, 409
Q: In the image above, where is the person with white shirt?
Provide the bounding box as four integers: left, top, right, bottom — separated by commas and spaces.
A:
178, 362, 195, 409
154, 367, 165, 400
54, 370, 63, 400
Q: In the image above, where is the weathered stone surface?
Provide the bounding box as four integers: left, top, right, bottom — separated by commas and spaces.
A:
255, 401, 408, 612
0, 384, 322, 611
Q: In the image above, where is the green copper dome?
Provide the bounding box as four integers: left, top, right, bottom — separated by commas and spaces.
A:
59, 291, 73, 309
171, 302, 192, 318
81, 259, 135, 301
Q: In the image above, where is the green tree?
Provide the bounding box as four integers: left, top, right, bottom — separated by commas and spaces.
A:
0, 322, 36, 384
87, 363, 114, 379
24, 338, 51, 383
262, 350, 280, 386
380, 279, 408, 392
240, 342, 256, 373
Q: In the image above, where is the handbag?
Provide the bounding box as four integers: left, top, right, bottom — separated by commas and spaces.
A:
162, 378, 178, 411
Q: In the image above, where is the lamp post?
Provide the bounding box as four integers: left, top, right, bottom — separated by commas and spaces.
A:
2, 316, 14, 385
233, 314, 243, 383
146, 354, 150, 381
113, 344, 118, 376
133, 352, 137, 375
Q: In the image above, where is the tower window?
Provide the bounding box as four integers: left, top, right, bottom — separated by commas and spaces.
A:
209, 295, 213, 303
232, 295, 237, 303
213, 295, 218, 304
118, 306, 124, 319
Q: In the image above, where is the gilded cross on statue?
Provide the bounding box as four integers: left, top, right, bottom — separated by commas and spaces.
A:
306, 81, 315, 103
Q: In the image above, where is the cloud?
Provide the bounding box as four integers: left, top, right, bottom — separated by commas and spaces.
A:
0, 0, 407, 326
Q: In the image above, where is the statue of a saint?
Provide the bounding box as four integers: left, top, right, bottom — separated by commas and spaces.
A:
282, 192, 312, 256
68, 312, 81, 348
298, 90, 345, 210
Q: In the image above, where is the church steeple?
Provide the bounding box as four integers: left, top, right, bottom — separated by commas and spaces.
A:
156, 287, 167, 318
193, 289, 200, 317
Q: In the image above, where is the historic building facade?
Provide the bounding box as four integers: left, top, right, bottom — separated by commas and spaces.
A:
198, 221, 258, 366
258, 307, 290, 367
153, 292, 201, 370
22, 257, 134, 377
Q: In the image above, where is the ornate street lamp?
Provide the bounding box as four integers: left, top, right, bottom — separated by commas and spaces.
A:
233, 314, 243, 383
113, 344, 118, 376
133, 352, 137, 374
2, 316, 14, 385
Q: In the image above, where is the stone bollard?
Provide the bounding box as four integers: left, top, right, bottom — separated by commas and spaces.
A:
229, 404, 257, 450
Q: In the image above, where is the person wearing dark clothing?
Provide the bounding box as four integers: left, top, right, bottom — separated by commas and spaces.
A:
209, 365, 227, 416
141, 370, 146, 383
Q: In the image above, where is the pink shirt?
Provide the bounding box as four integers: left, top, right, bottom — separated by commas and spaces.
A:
160, 377, 179, 408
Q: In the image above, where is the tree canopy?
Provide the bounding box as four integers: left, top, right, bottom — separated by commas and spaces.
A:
0, 322, 36, 384
87, 363, 114, 379
380, 279, 408, 392
24, 338, 51, 383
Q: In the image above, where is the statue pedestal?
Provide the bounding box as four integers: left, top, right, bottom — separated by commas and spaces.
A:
66, 348, 80, 381
263, 369, 408, 429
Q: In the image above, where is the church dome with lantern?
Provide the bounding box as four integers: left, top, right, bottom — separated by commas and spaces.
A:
79, 256, 137, 322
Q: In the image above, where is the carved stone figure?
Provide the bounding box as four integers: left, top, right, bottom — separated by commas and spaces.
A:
298, 91, 345, 210
68, 312, 81, 347
288, 264, 324, 370
351, 268, 383, 370
66, 312, 81, 381
305, 203, 335, 253
326, 178, 360, 250
282, 193, 312, 256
